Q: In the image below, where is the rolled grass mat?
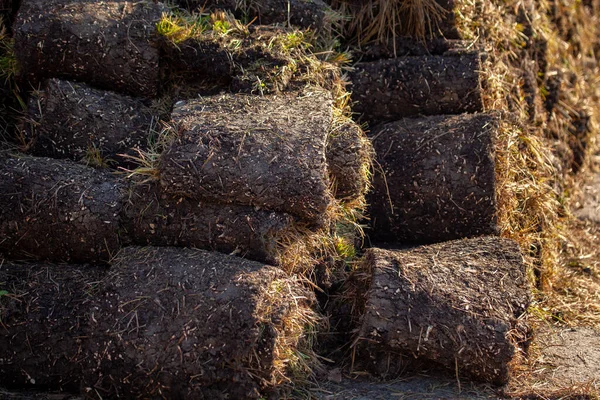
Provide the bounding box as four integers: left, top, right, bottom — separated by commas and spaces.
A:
326, 118, 372, 202
351, 236, 531, 385
349, 53, 483, 124
121, 179, 295, 264
367, 112, 498, 243
172, 0, 332, 29
14, 0, 163, 97
0, 246, 319, 398
0, 155, 125, 263
25, 78, 157, 167
159, 89, 334, 225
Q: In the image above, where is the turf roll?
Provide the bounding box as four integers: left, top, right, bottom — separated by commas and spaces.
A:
0, 247, 318, 398
351, 237, 531, 385
0, 155, 125, 263
173, 0, 332, 29
14, 0, 163, 97
159, 89, 334, 225
25, 79, 157, 167
367, 112, 498, 243
121, 179, 295, 264
349, 53, 483, 124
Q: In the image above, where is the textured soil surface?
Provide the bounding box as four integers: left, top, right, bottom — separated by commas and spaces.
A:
315, 375, 498, 399
368, 113, 498, 244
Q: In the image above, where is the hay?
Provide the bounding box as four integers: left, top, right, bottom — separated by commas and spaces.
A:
330, 0, 459, 46
0, 247, 321, 398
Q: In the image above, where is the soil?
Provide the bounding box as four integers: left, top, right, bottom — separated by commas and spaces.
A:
25, 78, 157, 167
367, 113, 498, 244
159, 89, 334, 225
352, 237, 531, 385
0, 155, 125, 263
531, 326, 600, 390
0, 247, 315, 399
14, 0, 163, 97
572, 172, 600, 223
121, 179, 295, 264
349, 53, 483, 124
315, 374, 498, 399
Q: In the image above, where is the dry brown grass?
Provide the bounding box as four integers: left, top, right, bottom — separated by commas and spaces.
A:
330, 0, 448, 46
454, 0, 600, 396
455, 0, 563, 289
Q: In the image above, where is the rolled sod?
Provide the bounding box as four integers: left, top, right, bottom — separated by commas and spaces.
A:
326, 119, 372, 201
349, 53, 483, 124
121, 179, 295, 264
0, 247, 317, 398
367, 112, 498, 243
0, 156, 125, 263
159, 90, 334, 225
25, 79, 157, 166
14, 0, 163, 97
173, 0, 332, 29
352, 237, 531, 385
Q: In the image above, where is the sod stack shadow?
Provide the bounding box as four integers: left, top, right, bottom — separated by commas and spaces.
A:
25, 79, 157, 166
0, 156, 125, 263
14, 0, 163, 97
349, 52, 483, 124
159, 90, 334, 225
121, 179, 295, 264
0, 247, 317, 398
173, 0, 331, 29
160, 26, 291, 93
368, 113, 498, 243
351, 237, 531, 385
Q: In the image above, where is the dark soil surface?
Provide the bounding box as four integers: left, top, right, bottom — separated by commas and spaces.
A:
367, 113, 498, 244
121, 179, 295, 264
352, 237, 531, 385
0, 155, 125, 263
25, 79, 157, 167
160, 89, 334, 225
0, 247, 315, 399
14, 0, 163, 97
349, 53, 483, 124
